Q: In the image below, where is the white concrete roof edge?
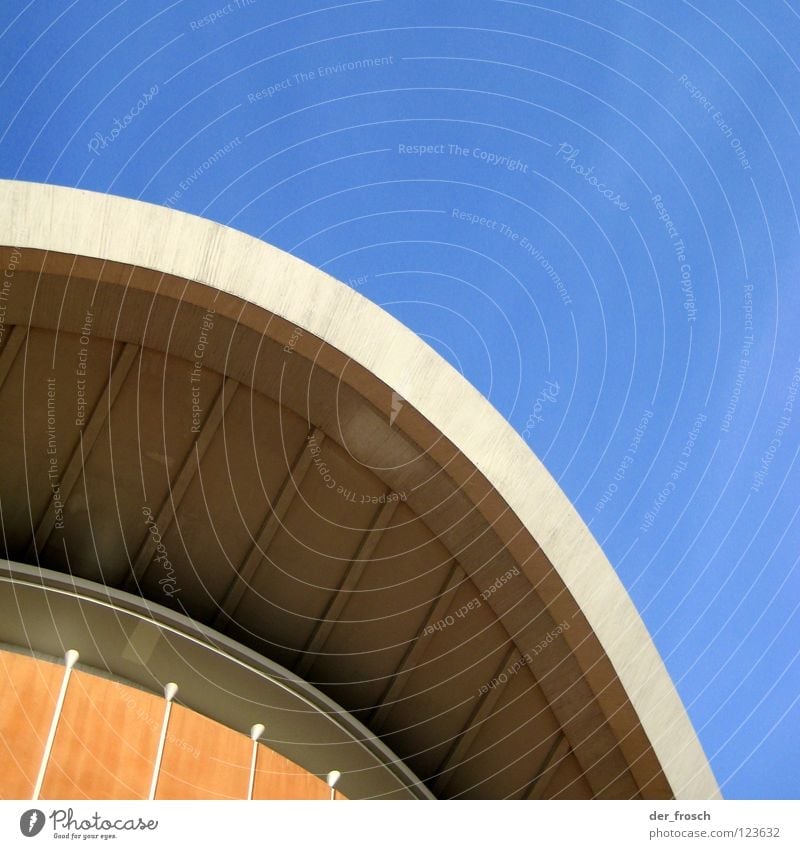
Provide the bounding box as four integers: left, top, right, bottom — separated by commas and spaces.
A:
0, 179, 720, 799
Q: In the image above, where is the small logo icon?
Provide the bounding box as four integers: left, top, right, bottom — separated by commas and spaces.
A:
389, 391, 404, 426
19, 809, 45, 837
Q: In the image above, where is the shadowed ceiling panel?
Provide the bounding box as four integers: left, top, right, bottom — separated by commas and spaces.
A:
227, 440, 385, 667
378, 581, 511, 781
136, 389, 309, 622
443, 667, 560, 799
303, 505, 457, 708
545, 750, 595, 800
0, 328, 115, 558
66, 347, 222, 588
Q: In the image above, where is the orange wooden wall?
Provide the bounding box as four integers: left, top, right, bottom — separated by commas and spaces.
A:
0, 651, 61, 798
0, 650, 344, 800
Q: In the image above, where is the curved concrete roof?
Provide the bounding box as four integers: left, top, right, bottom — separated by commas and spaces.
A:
0, 179, 719, 799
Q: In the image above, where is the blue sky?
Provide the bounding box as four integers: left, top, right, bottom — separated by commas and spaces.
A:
1, 0, 798, 799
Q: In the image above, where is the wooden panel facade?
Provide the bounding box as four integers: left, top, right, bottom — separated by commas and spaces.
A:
0, 651, 345, 800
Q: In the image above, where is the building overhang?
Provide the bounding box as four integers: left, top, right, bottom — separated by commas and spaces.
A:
0, 179, 720, 799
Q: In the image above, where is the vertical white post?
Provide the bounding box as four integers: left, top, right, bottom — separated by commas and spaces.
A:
247, 723, 265, 800
326, 769, 341, 801
32, 649, 79, 801
148, 682, 178, 801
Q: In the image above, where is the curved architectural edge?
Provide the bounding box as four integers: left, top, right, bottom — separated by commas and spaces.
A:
0, 178, 720, 799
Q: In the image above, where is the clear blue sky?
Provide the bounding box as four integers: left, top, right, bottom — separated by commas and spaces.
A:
1, 0, 798, 799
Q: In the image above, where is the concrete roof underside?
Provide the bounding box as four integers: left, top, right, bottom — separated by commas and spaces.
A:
0, 179, 719, 800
